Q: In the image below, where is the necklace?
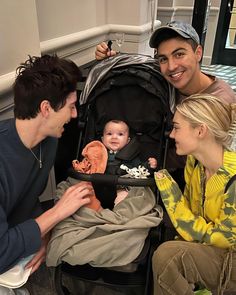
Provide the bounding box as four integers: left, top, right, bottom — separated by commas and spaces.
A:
29, 143, 42, 169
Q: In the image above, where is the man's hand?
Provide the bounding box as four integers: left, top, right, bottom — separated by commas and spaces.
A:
35, 182, 93, 237
53, 181, 93, 220
25, 233, 50, 274
95, 42, 117, 60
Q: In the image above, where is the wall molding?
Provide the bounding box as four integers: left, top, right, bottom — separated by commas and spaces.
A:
157, 5, 219, 11
157, 5, 219, 17
0, 20, 161, 98
0, 72, 15, 118
0, 71, 15, 96
40, 21, 161, 54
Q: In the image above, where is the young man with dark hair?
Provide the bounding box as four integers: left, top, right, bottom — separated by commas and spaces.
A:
0, 55, 93, 295
148, 20, 235, 104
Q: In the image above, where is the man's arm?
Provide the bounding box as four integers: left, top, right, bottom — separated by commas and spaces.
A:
0, 181, 92, 274
26, 181, 92, 272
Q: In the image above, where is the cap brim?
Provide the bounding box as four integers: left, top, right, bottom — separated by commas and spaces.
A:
149, 26, 191, 48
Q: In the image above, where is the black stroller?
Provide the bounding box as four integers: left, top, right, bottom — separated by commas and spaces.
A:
52, 53, 175, 295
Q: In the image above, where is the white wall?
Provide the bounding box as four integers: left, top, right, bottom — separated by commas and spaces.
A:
36, 0, 102, 41
0, 1, 40, 76
0, 0, 41, 119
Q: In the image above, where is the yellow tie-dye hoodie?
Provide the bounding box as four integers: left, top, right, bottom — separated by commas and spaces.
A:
155, 150, 236, 249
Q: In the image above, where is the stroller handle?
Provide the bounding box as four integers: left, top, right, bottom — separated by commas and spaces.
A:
68, 169, 155, 187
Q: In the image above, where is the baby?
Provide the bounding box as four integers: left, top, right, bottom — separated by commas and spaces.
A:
72, 120, 157, 210
102, 120, 157, 174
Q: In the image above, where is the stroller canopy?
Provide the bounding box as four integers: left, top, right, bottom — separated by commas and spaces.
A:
80, 53, 175, 113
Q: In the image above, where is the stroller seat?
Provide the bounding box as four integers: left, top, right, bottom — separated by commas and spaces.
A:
50, 53, 174, 295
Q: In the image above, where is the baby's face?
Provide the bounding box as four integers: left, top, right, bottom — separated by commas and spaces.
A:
102, 121, 130, 152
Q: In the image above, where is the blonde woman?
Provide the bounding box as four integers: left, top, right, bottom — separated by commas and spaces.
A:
153, 94, 236, 295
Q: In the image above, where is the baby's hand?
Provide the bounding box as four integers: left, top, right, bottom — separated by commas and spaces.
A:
148, 157, 157, 169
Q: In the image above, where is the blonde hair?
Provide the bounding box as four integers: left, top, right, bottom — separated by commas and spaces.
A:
176, 93, 236, 149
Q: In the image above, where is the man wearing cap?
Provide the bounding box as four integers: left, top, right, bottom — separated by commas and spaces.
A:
95, 20, 235, 104
148, 20, 235, 103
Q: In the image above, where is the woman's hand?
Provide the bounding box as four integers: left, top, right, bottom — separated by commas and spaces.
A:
155, 171, 165, 179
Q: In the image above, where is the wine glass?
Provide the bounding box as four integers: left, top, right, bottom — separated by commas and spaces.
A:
115, 32, 125, 52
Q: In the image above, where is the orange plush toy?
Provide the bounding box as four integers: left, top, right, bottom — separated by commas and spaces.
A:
72, 141, 108, 211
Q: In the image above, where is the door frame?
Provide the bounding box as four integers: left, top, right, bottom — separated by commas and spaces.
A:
212, 0, 236, 65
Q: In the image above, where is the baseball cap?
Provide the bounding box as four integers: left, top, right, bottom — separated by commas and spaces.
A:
149, 20, 200, 48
